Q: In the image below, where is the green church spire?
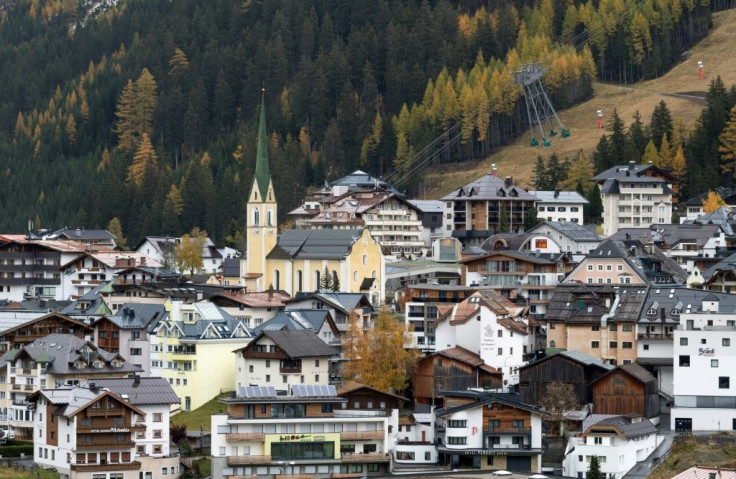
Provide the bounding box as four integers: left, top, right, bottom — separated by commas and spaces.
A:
253, 89, 271, 198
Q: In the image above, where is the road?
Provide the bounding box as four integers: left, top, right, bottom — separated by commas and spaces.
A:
624, 414, 677, 479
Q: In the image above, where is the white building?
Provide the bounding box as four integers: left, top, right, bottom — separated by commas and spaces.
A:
526, 221, 601, 256
135, 236, 239, 274
29, 378, 181, 479
671, 296, 736, 432
234, 330, 337, 390
60, 252, 163, 300
591, 162, 674, 237
433, 291, 533, 388
531, 191, 588, 224
563, 414, 658, 479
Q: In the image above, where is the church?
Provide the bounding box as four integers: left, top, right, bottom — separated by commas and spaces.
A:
245, 93, 385, 306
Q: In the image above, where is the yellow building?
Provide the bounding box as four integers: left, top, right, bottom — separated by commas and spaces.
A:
150, 300, 253, 412
245, 93, 385, 305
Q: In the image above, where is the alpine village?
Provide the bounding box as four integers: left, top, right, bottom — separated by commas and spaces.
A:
4, 1, 736, 479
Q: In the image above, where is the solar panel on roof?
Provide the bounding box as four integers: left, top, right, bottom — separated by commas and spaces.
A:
290, 384, 336, 397
239, 386, 277, 398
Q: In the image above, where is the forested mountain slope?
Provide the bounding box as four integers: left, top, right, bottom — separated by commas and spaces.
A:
0, 0, 720, 245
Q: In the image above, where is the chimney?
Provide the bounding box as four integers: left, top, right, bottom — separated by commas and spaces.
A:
554, 189, 560, 199
89, 382, 98, 392
504, 176, 513, 188
75, 228, 81, 237
628, 161, 635, 170
139, 256, 146, 266
121, 394, 130, 402
491, 163, 497, 176
133, 374, 140, 386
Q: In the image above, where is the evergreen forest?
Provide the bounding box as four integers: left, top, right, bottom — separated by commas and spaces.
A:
0, 0, 728, 246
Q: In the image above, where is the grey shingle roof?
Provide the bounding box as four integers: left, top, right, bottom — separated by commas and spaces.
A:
586, 415, 657, 438
587, 239, 688, 284
102, 303, 168, 330
408, 199, 444, 213
222, 258, 241, 277
245, 330, 337, 358
4, 333, 142, 376
55, 228, 116, 241
637, 287, 736, 324
531, 191, 589, 204
436, 392, 544, 417
252, 310, 332, 335
267, 229, 366, 260
528, 221, 601, 241
591, 163, 671, 183
329, 170, 399, 194
288, 292, 372, 314
93, 377, 180, 405
546, 284, 649, 325
441, 174, 539, 202
608, 224, 721, 249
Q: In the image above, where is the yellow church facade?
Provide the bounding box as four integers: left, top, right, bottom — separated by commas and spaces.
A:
245, 93, 385, 306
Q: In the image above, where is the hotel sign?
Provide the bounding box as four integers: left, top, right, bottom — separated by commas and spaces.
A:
88, 428, 130, 433
266, 432, 340, 443
698, 347, 715, 356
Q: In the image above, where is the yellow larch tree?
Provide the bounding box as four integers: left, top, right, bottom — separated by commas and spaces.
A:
127, 133, 157, 186
703, 191, 727, 213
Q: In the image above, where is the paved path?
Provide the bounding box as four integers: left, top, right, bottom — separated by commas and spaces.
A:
624, 417, 676, 479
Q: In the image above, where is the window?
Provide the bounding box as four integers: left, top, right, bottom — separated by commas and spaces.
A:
153, 430, 163, 439
447, 436, 467, 445
447, 420, 467, 428
679, 355, 690, 367
609, 341, 618, 349
622, 325, 633, 332
622, 342, 633, 349
321, 403, 333, 413
617, 265, 623, 271
680, 338, 688, 346
315, 360, 320, 367
712, 359, 719, 368
266, 360, 271, 367
266, 375, 270, 382
587, 265, 593, 271
130, 348, 142, 356
153, 444, 162, 454
594, 437, 603, 445
249, 365, 253, 373
497, 348, 503, 355
591, 325, 600, 332
315, 374, 320, 382
591, 341, 600, 349
724, 338, 731, 347
153, 413, 162, 422
720, 377, 730, 389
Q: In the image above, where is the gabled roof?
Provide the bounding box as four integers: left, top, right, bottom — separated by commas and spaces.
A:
459, 249, 560, 265
222, 258, 241, 277
92, 377, 180, 405
238, 330, 337, 358
287, 292, 372, 314
584, 414, 657, 439
94, 303, 168, 330
520, 349, 615, 371
329, 170, 399, 194
267, 229, 368, 260
591, 363, 655, 386
436, 391, 544, 417
53, 228, 117, 241
531, 190, 589, 204
704, 251, 736, 281
441, 174, 539, 202
407, 199, 444, 214
0, 312, 93, 337
584, 239, 688, 284
441, 291, 514, 326
210, 291, 290, 308
337, 381, 408, 402
30, 387, 145, 418
545, 283, 649, 325
423, 346, 501, 376
591, 163, 674, 183
528, 221, 601, 242
637, 287, 736, 324
252, 310, 336, 336
608, 223, 722, 249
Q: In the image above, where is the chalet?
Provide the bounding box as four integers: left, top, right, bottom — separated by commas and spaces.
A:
0, 312, 92, 351
234, 329, 337, 390
413, 346, 502, 406
284, 292, 373, 333
28, 227, 118, 248
590, 363, 659, 421
209, 290, 289, 326
337, 381, 407, 413
518, 350, 614, 407
30, 381, 181, 479
252, 310, 340, 350
0, 333, 141, 439
526, 221, 602, 256
435, 391, 544, 472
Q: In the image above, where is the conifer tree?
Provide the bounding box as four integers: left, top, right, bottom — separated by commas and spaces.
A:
587, 456, 603, 479
650, 101, 673, 149
498, 203, 509, 233
524, 206, 540, 231
320, 265, 332, 291
657, 134, 673, 170
719, 105, 736, 178
562, 150, 594, 192
641, 140, 658, 165
127, 134, 157, 186
585, 184, 603, 224
107, 217, 128, 249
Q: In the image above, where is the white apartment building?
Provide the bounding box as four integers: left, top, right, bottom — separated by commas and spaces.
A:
591, 162, 674, 237
563, 415, 658, 479
671, 297, 736, 432
531, 191, 588, 224
211, 385, 396, 478
433, 292, 533, 388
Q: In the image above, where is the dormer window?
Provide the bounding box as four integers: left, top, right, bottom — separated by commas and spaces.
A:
497, 189, 506, 197
647, 308, 657, 316
671, 309, 681, 316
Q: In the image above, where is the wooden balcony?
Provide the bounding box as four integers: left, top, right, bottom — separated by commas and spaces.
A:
341, 453, 390, 463
340, 430, 383, 440
226, 432, 265, 441
227, 455, 272, 466
71, 461, 141, 472
87, 409, 126, 417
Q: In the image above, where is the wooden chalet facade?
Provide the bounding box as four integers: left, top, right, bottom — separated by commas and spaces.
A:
0, 313, 92, 351
337, 381, 407, 411
518, 351, 613, 407
590, 363, 659, 419
414, 347, 502, 406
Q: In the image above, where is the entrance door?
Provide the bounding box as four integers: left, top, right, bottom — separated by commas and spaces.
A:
507, 456, 532, 472
185, 397, 191, 411
675, 418, 692, 432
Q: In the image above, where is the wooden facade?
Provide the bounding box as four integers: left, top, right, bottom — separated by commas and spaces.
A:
591, 366, 659, 419
94, 317, 121, 353
518, 353, 611, 406
0, 313, 92, 350
338, 383, 406, 412
414, 352, 502, 406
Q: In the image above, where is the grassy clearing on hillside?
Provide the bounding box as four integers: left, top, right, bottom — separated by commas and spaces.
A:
171, 393, 229, 432
649, 439, 736, 479
423, 8, 736, 198
0, 468, 59, 479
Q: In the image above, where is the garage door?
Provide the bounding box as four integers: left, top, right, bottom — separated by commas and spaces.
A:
507, 456, 532, 472
675, 418, 692, 432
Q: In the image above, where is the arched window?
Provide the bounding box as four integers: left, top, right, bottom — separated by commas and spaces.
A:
297, 270, 303, 292
372, 270, 377, 279
268, 208, 273, 226
550, 340, 556, 348
315, 270, 321, 289
362, 255, 367, 265
353, 270, 358, 282
253, 208, 260, 226
275, 270, 280, 290
332, 270, 338, 289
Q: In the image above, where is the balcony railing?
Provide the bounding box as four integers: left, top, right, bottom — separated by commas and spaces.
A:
76, 441, 136, 451
225, 432, 266, 442
487, 427, 530, 434
485, 443, 532, 450
340, 430, 383, 440
227, 455, 272, 466
279, 366, 302, 374
71, 461, 141, 472
341, 453, 390, 463
638, 333, 673, 340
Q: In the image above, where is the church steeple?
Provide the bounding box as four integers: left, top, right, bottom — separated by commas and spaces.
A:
253, 89, 272, 199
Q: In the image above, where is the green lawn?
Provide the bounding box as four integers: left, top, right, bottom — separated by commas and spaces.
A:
171, 393, 230, 432
196, 458, 211, 478
0, 467, 59, 479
